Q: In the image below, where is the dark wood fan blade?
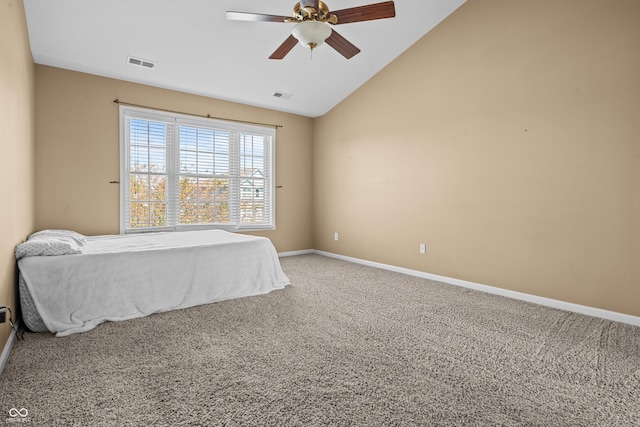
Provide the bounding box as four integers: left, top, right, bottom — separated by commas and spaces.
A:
325, 30, 361, 59
300, 0, 320, 9
269, 35, 299, 60
226, 11, 290, 23
332, 1, 396, 24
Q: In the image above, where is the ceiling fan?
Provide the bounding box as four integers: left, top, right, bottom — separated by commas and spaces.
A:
226, 1, 396, 60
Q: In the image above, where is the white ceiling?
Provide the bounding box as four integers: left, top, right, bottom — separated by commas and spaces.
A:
23, 0, 466, 118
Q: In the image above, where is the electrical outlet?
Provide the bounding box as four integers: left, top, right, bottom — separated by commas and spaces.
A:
0, 308, 6, 324
334, 232, 339, 241
419, 243, 426, 254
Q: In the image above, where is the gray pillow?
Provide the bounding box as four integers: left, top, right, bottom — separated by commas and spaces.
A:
29, 229, 87, 246
15, 235, 84, 260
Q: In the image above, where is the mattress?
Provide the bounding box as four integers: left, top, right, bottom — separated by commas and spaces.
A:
18, 230, 290, 336
19, 273, 48, 332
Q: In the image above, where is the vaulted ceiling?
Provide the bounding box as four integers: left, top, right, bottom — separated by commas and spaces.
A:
24, 0, 466, 117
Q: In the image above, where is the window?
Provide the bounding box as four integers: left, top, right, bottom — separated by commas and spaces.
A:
119, 106, 275, 233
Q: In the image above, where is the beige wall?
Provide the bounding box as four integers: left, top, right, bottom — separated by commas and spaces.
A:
314, 0, 640, 316
34, 66, 313, 252
0, 0, 35, 349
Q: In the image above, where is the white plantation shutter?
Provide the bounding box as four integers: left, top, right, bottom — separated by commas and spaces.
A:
120, 106, 275, 233
237, 131, 274, 229
121, 110, 175, 232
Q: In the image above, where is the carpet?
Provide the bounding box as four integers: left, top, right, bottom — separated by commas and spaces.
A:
1, 254, 639, 426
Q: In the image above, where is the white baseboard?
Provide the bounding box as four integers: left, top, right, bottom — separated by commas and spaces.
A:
278, 249, 314, 257
314, 250, 640, 327
0, 325, 18, 376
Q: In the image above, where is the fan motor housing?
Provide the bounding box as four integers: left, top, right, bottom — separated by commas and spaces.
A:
293, 2, 337, 23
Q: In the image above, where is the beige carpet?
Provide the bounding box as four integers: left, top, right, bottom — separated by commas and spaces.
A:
1, 254, 639, 426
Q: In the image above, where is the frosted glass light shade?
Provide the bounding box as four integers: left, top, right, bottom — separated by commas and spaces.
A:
291, 21, 332, 49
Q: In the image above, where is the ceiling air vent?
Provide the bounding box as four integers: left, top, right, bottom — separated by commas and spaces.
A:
127, 55, 156, 69
273, 92, 292, 100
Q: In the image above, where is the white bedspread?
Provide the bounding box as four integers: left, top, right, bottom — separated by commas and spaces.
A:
18, 230, 290, 336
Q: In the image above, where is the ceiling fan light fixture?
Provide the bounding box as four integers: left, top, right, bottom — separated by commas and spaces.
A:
291, 21, 332, 50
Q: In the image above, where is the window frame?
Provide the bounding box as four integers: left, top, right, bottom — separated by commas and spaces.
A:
119, 105, 276, 234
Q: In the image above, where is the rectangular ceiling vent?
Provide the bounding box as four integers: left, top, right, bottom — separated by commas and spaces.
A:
127, 55, 156, 69
273, 92, 293, 100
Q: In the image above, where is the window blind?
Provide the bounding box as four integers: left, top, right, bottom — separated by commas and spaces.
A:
120, 106, 275, 233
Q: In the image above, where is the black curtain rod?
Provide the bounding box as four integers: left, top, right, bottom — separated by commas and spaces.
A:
113, 99, 283, 129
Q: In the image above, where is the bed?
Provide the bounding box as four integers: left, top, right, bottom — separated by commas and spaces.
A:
16, 229, 290, 336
